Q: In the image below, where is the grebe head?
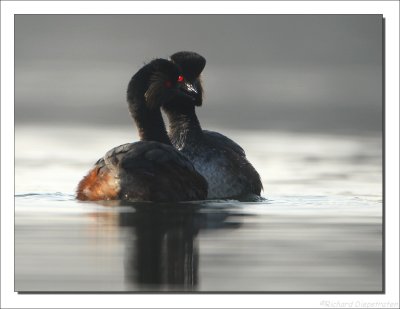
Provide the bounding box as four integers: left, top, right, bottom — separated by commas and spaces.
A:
127, 58, 201, 111
169, 51, 206, 107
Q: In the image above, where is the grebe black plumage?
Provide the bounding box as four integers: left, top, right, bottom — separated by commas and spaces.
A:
162, 51, 263, 199
76, 59, 208, 202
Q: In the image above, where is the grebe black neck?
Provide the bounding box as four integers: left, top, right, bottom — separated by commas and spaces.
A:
132, 105, 171, 144
127, 59, 181, 145
164, 102, 203, 149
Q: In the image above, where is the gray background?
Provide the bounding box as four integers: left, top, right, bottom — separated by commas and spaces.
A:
15, 15, 383, 135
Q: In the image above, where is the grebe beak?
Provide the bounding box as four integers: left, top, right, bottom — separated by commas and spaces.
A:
177, 81, 200, 104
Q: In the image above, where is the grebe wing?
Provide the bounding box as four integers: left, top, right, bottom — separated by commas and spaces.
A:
118, 141, 208, 201
202, 130, 263, 195
203, 130, 246, 157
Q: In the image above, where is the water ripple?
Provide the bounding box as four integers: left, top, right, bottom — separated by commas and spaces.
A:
15, 192, 75, 201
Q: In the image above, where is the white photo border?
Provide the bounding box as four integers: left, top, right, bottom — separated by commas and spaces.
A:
1, 1, 399, 308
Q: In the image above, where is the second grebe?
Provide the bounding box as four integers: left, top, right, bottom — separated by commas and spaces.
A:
162, 51, 263, 199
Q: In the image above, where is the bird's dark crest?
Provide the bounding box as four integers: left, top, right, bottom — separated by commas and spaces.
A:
170, 51, 206, 80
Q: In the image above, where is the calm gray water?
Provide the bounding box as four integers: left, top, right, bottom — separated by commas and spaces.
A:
15, 126, 382, 292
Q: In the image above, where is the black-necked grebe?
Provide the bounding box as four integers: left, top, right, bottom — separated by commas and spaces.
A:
162, 51, 263, 199
76, 59, 208, 202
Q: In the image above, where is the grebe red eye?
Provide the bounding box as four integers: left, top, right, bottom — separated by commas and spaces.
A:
177, 75, 184, 82
164, 80, 172, 88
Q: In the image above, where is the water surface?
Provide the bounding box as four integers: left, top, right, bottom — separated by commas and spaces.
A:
15, 126, 382, 292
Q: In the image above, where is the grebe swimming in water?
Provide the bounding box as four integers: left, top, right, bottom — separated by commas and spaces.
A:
162, 51, 263, 199
76, 59, 208, 202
